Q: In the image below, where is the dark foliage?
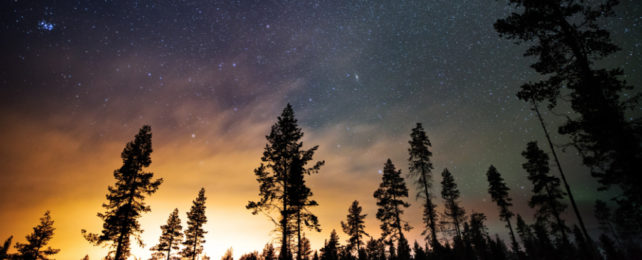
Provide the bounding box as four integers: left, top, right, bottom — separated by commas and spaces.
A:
495, 0, 642, 230
82, 125, 162, 260
341, 201, 369, 254
14, 211, 60, 259
320, 230, 340, 260
374, 159, 411, 246
151, 208, 183, 260
408, 123, 439, 248
247, 104, 324, 260
486, 165, 519, 253
439, 168, 465, 239
181, 188, 208, 260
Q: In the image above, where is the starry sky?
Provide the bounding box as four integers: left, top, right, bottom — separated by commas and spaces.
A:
0, 0, 640, 259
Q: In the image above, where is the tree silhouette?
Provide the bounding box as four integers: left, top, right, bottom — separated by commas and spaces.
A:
396, 234, 411, 260
439, 168, 465, 239
594, 200, 621, 247
522, 142, 569, 243
341, 200, 369, 254
407, 123, 439, 249
239, 251, 260, 260
82, 125, 162, 260
222, 248, 233, 260
151, 208, 183, 260
462, 212, 491, 260
247, 104, 324, 260
495, 0, 642, 234
515, 215, 537, 259
14, 211, 60, 259
262, 243, 276, 260
486, 165, 519, 253
320, 230, 339, 260
288, 155, 322, 260
181, 188, 207, 260
373, 159, 411, 248
365, 237, 385, 260
0, 236, 12, 259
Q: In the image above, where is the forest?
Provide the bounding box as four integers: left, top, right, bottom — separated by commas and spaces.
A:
0, 0, 641, 260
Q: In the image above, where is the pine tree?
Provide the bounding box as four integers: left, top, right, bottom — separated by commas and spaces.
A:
412, 241, 426, 260
495, 0, 642, 235
247, 104, 324, 260
439, 168, 465, 239
522, 142, 569, 242
182, 188, 208, 260
288, 155, 322, 260
486, 165, 519, 253
374, 159, 411, 246
515, 215, 536, 259
151, 208, 183, 260
365, 237, 385, 260
341, 200, 369, 254
262, 243, 276, 260
298, 235, 312, 260
463, 212, 491, 260
14, 211, 60, 259
396, 234, 411, 260
320, 230, 339, 260
82, 125, 163, 260
407, 123, 439, 248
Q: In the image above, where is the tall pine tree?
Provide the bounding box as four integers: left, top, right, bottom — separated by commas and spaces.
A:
486, 165, 519, 253
151, 208, 183, 260
82, 125, 163, 260
495, 0, 642, 235
247, 104, 324, 260
341, 200, 369, 255
15, 211, 60, 259
373, 159, 411, 248
440, 168, 465, 239
182, 188, 207, 260
288, 155, 322, 260
407, 123, 439, 249
522, 142, 569, 243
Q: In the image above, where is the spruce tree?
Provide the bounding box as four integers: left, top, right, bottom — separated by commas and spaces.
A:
365, 237, 385, 260
82, 125, 162, 260
407, 123, 439, 248
486, 165, 519, 253
515, 215, 537, 259
522, 142, 569, 242
151, 208, 183, 260
440, 168, 465, 239
262, 243, 276, 260
320, 230, 339, 260
15, 211, 60, 259
495, 0, 642, 235
341, 200, 369, 254
288, 156, 322, 260
247, 104, 324, 260
182, 188, 208, 260
373, 159, 411, 246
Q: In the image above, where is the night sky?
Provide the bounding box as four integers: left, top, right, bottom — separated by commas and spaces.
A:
1, 0, 641, 259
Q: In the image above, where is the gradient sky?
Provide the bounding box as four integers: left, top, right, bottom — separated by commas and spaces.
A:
1, 1, 641, 259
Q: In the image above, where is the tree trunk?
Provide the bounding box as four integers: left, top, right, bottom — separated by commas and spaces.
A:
421, 168, 438, 248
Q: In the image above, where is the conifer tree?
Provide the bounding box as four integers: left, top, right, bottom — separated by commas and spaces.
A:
262, 243, 276, 260
247, 104, 324, 260
396, 235, 411, 260
594, 200, 621, 246
407, 123, 439, 248
288, 156, 322, 260
320, 230, 339, 260
486, 165, 519, 253
365, 237, 385, 260
222, 248, 233, 260
440, 168, 465, 239
413, 241, 426, 260
373, 159, 411, 246
0, 236, 12, 259
15, 211, 60, 259
182, 188, 208, 260
495, 0, 642, 234
522, 142, 569, 242
298, 235, 312, 260
82, 125, 162, 260
515, 215, 537, 259
151, 208, 183, 260
341, 200, 369, 254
